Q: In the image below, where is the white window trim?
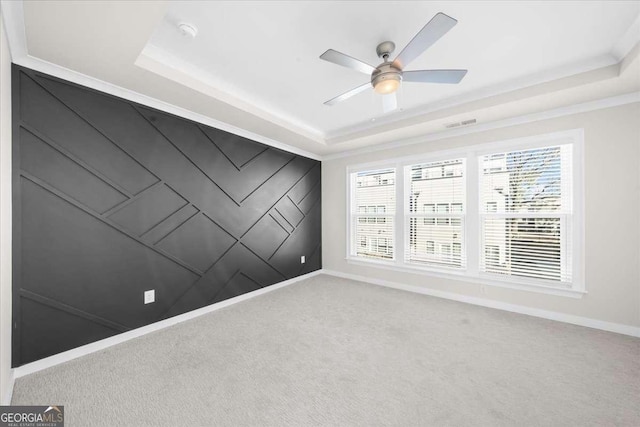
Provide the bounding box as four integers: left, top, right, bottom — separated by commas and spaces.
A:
346, 129, 585, 299
348, 167, 397, 262
404, 158, 467, 269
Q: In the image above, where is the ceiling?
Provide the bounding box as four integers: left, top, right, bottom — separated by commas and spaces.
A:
2, 1, 640, 157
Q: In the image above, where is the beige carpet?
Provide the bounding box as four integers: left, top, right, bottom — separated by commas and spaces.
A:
11, 274, 640, 426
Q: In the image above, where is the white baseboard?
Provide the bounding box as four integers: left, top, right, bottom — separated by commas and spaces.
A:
322, 269, 640, 338
13, 270, 322, 379
12, 267, 639, 382
1, 369, 14, 405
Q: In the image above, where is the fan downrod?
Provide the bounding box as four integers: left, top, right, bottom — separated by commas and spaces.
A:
376, 41, 396, 61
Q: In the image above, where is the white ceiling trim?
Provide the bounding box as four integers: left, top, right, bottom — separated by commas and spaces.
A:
136, 43, 327, 144
0, 0, 26, 59
0, 0, 321, 161
13, 54, 322, 161
325, 53, 619, 142
139, 4, 638, 145
4, 0, 638, 162
612, 14, 640, 61
323, 91, 640, 161
135, 41, 625, 146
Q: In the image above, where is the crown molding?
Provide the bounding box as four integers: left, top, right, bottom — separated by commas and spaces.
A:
325, 54, 619, 142
322, 91, 640, 161
16, 54, 323, 161
136, 43, 327, 144
612, 14, 640, 61
0, 0, 26, 59
3, 0, 639, 162
0, 0, 322, 161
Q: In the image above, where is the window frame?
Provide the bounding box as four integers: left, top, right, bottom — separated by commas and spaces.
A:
346, 129, 585, 298
406, 159, 467, 270
348, 167, 397, 262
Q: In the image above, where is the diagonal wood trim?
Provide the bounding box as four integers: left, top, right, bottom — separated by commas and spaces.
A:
20, 172, 205, 277
20, 289, 130, 333
19, 124, 135, 199
292, 164, 321, 205
196, 124, 242, 172
142, 204, 200, 244
12, 64, 322, 366
22, 72, 160, 193
268, 230, 292, 261
287, 195, 306, 220
237, 157, 297, 204
157, 242, 243, 318
238, 161, 316, 240
133, 106, 242, 207
298, 179, 321, 209
207, 269, 243, 305
101, 180, 166, 218
239, 242, 287, 279
196, 123, 271, 170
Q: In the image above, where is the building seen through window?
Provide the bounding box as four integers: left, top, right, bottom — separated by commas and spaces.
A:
408, 159, 465, 268
353, 169, 395, 260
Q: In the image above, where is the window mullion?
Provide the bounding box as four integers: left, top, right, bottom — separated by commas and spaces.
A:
396, 163, 405, 265
466, 151, 479, 276
347, 130, 581, 294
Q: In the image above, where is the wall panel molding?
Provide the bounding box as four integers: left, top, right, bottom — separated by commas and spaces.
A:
12, 65, 322, 366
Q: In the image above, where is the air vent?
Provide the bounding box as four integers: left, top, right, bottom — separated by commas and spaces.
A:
445, 118, 477, 129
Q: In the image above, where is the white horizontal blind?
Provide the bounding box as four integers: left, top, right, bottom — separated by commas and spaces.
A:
479, 145, 573, 284
406, 159, 466, 268
351, 168, 396, 260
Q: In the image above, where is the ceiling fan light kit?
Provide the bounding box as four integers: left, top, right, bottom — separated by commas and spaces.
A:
372, 41, 402, 95
319, 12, 468, 112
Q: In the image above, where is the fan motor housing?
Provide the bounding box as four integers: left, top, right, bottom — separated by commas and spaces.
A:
371, 62, 403, 89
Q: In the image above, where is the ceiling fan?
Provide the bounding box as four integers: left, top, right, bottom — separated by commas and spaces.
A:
319, 12, 467, 113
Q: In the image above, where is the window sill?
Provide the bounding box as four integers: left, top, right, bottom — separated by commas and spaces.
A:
345, 257, 586, 299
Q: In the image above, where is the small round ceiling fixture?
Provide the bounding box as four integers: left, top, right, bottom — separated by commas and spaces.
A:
178, 23, 198, 38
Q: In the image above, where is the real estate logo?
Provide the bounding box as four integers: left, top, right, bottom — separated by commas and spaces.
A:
0, 405, 64, 427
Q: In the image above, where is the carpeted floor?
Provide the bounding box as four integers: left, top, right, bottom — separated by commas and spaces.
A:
11, 274, 640, 426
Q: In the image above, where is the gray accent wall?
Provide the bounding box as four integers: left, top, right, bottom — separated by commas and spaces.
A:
12, 65, 321, 366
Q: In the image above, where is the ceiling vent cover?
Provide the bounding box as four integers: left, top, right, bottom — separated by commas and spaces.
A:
445, 118, 477, 129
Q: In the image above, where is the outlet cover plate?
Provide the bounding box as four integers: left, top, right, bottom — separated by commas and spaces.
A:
144, 290, 155, 304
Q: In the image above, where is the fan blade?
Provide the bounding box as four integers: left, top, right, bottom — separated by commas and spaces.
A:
382, 93, 397, 113
320, 49, 376, 75
393, 12, 458, 70
403, 69, 467, 84
324, 82, 371, 106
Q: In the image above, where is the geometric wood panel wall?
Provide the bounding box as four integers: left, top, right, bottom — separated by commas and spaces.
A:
12, 65, 321, 366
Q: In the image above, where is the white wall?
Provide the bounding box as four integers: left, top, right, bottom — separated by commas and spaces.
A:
323, 102, 640, 329
0, 10, 13, 404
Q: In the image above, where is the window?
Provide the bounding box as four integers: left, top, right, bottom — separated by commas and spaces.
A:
376, 206, 386, 224
347, 130, 583, 296
407, 159, 465, 268
436, 203, 450, 225
423, 204, 435, 225
485, 201, 498, 213
350, 168, 395, 260
485, 245, 500, 268
451, 203, 463, 226
426, 240, 435, 254
453, 242, 462, 261
479, 144, 573, 283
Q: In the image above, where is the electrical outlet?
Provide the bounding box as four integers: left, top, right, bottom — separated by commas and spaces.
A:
301, 255, 305, 264
144, 290, 155, 304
